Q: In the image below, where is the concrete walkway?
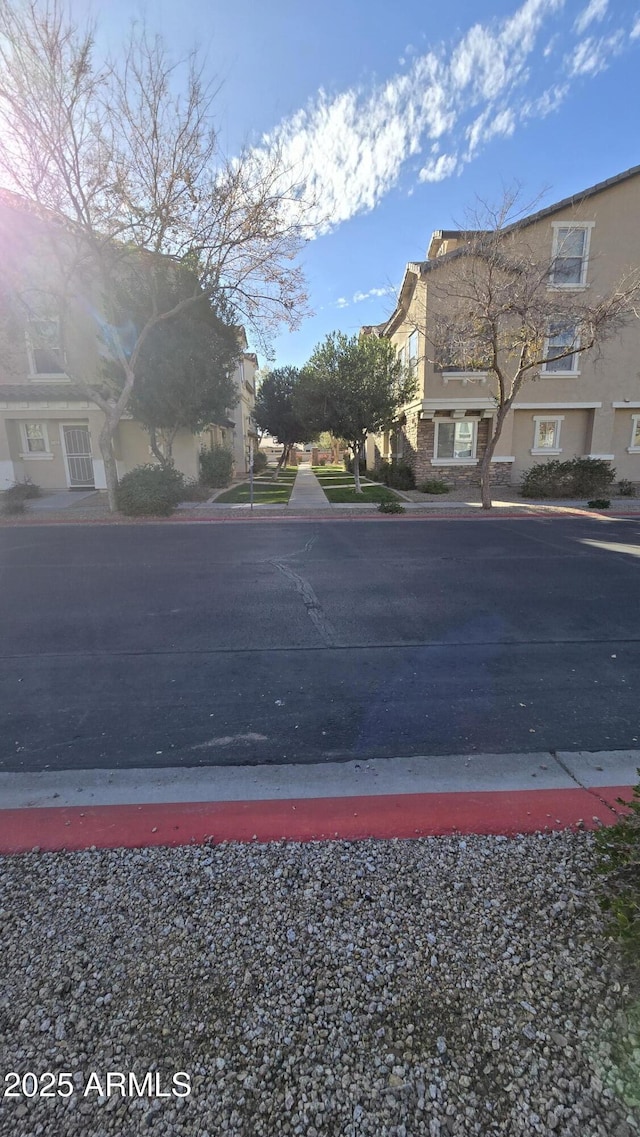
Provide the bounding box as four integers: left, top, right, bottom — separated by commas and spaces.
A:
287, 463, 329, 508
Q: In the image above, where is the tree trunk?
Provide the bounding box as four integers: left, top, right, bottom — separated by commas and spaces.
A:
478, 410, 508, 510
353, 443, 363, 494
148, 427, 166, 467
273, 444, 288, 480
99, 417, 120, 512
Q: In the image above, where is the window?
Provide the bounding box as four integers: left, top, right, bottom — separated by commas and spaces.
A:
20, 422, 51, 457
532, 416, 563, 454
550, 224, 592, 287
397, 344, 406, 367
407, 330, 418, 366
27, 316, 66, 376
434, 321, 490, 373
630, 415, 640, 452
435, 419, 476, 460
542, 323, 579, 374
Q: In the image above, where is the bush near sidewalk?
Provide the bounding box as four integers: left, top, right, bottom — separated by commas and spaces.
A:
371, 460, 416, 490
199, 445, 233, 488
520, 457, 615, 499
2, 479, 41, 515
115, 464, 185, 516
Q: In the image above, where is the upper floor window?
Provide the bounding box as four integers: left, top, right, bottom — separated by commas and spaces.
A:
434, 319, 490, 373
630, 415, 640, 453
550, 224, 593, 288
26, 316, 66, 377
542, 322, 580, 374
407, 330, 418, 367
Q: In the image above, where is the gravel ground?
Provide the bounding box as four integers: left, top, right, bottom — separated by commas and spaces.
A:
1, 832, 639, 1136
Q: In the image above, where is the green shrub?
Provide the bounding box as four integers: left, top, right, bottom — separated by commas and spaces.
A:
2, 480, 40, 514
595, 773, 640, 963
521, 457, 615, 499
252, 450, 268, 474
374, 460, 415, 489
344, 454, 366, 475
387, 463, 415, 490
115, 463, 185, 516
618, 479, 636, 497
378, 499, 405, 514
418, 479, 450, 494
588, 499, 611, 509
199, 445, 233, 488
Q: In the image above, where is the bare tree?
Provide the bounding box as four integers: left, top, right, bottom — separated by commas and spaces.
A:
0, 1, 314, 508
409, 189, 640, 509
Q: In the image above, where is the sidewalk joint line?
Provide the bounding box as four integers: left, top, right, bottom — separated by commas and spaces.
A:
551, 750, 625, 819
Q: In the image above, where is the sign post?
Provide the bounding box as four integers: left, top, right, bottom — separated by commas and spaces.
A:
249, 438, 254, 512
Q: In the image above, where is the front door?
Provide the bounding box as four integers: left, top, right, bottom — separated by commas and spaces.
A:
62, 425, 95, 488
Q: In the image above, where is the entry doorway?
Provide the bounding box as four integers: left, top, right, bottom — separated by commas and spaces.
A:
61, 424, 95, 488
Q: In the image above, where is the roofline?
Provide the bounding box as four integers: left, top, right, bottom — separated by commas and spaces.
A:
378, 163, 640, 338
503, 163, 640, 233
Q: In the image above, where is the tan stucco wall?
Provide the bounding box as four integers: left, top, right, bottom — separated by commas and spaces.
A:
0, 406, 105, 490
511, 410, 591, 481
612, 409, 640, 481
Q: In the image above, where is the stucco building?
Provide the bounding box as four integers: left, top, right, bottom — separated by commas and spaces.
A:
0, 190, 257, 492
366, 165, 640, 487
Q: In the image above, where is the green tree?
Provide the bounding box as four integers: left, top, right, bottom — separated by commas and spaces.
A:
130, 295, 240, 466
300, 332, 417, 492
254, 366, 316, 475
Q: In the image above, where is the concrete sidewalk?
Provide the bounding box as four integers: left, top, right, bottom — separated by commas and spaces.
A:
1, 749, 637, 853
287, 464, 329, 508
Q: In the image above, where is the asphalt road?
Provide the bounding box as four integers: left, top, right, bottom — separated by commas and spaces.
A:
1, 516, 639, 772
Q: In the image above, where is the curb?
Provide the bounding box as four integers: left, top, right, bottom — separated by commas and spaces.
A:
2, 510, 640, 527
1, 751, 636, 853
0, 787, 633, 854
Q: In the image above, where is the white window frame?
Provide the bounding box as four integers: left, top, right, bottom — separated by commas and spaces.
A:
25, 315, 68, 380
432, 417, 478, 465
628, 414, 640, 453
549, 221, 594, 290
531, 415, 564, 455
541, 322, 581, 376
407, 330, 418, 364
19, 421, 53, 460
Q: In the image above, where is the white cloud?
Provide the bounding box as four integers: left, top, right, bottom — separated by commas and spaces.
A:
254, 0, 635, 237
418, 152, 458, 182
335, 297, 349, 309
352, 286, 396, 302
574, 0, 608, 35
631, 15, 640, 39
569, 30, 624, 75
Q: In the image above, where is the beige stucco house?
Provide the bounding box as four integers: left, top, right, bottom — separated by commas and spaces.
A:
0, 190, 257, 492
366, 165, 640, 487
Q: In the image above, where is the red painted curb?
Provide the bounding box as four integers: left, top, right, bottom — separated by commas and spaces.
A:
2, 511, 639, 527
0, 786, 633, 854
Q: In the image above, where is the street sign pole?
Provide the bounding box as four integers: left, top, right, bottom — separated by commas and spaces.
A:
249, 438, 254, 512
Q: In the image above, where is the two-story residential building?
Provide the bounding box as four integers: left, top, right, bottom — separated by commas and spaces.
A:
0, 189, 257, 491
367, 165, 640, 487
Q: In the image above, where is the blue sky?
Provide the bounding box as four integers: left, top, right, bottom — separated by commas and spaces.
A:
92, 0, 640, 366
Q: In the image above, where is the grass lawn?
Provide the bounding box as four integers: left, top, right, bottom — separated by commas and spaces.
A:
214, 475, 295, 502
322, 484, 400, 503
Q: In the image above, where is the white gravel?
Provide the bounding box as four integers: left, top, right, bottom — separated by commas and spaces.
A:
1, 831, 639, 1136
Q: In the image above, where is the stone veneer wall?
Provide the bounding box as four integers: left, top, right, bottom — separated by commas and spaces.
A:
392, 414, 512, 488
